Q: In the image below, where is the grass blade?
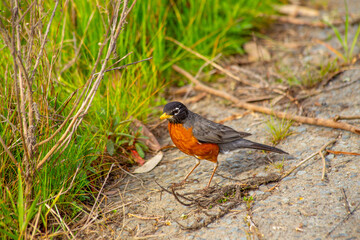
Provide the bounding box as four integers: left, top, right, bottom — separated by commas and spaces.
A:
17, 167, 25, 233
349, 24, 360, 61
0, 228, 17, 239
344, 0, 349, 58
25, 190, 41, 229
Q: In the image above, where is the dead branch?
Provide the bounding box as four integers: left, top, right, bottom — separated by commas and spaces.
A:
29, 0, 59, 83
172, 65, 360, 135
36, 0, 140, 170
334, 115, 360, 121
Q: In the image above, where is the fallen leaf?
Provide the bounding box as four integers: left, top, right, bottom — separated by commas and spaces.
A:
244, 42, 271, 62
133, 151, 164, 173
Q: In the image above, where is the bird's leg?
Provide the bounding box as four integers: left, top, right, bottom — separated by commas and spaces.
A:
204, 161, 218, 189
181, 159, 200, 185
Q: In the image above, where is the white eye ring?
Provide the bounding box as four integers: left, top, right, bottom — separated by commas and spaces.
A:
174, 107, 180, 115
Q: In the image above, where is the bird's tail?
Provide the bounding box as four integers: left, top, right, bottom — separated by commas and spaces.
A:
219, 139, 288, 154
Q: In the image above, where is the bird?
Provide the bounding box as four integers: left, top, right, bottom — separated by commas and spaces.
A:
160, 101, 288, 190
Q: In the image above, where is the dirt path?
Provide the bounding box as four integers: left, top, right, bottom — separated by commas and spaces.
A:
80, 1, 360, 239
108, 69, 360, 239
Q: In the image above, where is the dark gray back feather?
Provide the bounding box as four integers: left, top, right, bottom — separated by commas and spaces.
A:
184, 112, 251, 144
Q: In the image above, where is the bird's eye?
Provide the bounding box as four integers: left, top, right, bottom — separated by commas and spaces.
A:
173, 108, 180, 115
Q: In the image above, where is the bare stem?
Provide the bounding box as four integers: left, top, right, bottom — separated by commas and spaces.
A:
173, 65, 360, 135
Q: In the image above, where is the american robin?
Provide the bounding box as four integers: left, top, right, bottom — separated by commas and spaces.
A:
160, 101, 288, 189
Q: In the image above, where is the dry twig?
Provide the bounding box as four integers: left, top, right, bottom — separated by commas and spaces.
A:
45, 203, 74, 239
326, 150, 360, 156
318, 149, 327, 181
172, 65, 360, 135
334, 115, 360, 121
340, 188, 351, 214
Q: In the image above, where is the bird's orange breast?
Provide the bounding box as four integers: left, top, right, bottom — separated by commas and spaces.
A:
168, 123, 219, 162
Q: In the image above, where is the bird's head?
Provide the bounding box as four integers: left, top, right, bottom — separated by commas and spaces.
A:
160, 101, 189, 124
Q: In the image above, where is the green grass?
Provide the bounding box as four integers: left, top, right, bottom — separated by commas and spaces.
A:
0, 105, 99, 238
275, 58, 339, 88
48, 0, 279, 157
243, 195, 254, 210
266, 115, 293, 145
324, 1, 360, 64
0, 0, 280, 237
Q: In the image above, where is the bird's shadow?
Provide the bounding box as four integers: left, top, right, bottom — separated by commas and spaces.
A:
219, 150, 287, 177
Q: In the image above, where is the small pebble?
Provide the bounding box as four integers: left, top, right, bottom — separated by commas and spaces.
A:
282, 198, 290, 204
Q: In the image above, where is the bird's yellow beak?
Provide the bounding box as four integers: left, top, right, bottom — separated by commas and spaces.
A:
160, 113, 172, 120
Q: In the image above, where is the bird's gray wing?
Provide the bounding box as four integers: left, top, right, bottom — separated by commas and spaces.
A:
188, 113, 251, 144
